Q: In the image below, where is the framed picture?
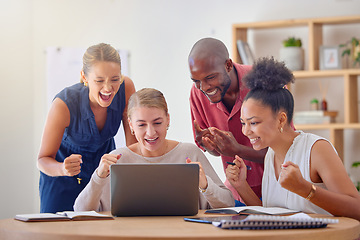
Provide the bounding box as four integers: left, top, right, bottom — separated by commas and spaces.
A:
319, 46, 341, 70
237, 40, 255, 65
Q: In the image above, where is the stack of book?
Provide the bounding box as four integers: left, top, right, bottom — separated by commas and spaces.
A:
293, 111, 338, 124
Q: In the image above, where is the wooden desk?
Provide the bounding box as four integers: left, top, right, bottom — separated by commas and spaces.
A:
1, 211, 359, 240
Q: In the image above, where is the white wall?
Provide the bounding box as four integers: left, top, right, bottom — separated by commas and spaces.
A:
0, 0, 36, 218
0, 0, 359, 219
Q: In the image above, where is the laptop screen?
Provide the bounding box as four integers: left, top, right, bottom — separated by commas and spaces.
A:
110, 163, 199, 216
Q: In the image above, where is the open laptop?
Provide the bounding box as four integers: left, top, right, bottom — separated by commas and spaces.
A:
110, 163, 199, 217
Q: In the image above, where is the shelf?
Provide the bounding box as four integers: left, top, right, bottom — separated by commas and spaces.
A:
293, 69, 360, 78
295, 123, 360, 160
232, 15, 360, 160
232, 15, 360, 30
295, 123, 360, 130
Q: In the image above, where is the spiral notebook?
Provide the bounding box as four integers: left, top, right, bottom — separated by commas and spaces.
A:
211, 213, 338, 230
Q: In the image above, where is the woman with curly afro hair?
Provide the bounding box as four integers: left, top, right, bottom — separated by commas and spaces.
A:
225, 57, 360, 221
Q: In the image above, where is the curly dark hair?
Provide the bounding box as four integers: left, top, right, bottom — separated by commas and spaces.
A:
242, 57, 295, 123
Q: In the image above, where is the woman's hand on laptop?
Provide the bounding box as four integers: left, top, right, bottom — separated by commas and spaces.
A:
186, 158, 208, 191
96, 154, 121, 178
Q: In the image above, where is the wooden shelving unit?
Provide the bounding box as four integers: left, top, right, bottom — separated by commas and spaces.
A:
232, 15, 360, 160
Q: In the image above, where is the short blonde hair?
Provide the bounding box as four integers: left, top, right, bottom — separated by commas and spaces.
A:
127, 88, 168, 119
81, 43, 121, 83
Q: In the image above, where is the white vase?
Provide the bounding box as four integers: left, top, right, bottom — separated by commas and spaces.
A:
279, 47, 304, 71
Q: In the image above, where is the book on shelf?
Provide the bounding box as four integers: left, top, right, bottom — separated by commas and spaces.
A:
294, 110, 337, 124
236, 40, 255, 65
294, 110, 338, 117
210, 212, 338, 230
205, 206, 299, 215
294, 116, 334, 124
14, 211, 114, 222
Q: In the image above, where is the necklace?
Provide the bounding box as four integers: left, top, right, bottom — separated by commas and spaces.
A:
138, 140, 169, 163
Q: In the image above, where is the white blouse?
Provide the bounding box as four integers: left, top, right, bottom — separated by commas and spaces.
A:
262, 131, 331, 215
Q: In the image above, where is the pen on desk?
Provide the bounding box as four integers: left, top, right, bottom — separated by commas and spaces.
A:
226, 161, 252, 170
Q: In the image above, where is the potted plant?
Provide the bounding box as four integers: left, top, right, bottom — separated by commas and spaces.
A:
352, 161, 360, 191
339, 37, 360, 68
283, 37, 302, 47
279, 37, 304, 71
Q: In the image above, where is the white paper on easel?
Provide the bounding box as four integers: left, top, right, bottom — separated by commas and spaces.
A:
45, 46, 130, 148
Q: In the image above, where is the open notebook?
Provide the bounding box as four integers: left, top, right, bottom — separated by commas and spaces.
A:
205, 206, 300, 215
14, 211, 113, 222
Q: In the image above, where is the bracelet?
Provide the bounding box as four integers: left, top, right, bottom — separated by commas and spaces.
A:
305, 184, 316, 201
199, 186, 207, 193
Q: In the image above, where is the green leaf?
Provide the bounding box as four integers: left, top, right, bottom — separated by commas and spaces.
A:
356, 52, 360, 61
352, 162, 360, 168
342, 49, 351, 57
351, 37, 359, 46
283, 37, 302, 47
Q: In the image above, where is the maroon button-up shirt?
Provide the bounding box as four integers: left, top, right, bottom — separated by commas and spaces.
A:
190, 63, 264, 201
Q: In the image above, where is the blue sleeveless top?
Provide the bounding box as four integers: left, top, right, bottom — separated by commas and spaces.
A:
39, 82, 126, 213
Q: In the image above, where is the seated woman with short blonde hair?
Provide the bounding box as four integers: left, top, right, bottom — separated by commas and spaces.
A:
74, 88, 234, 211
